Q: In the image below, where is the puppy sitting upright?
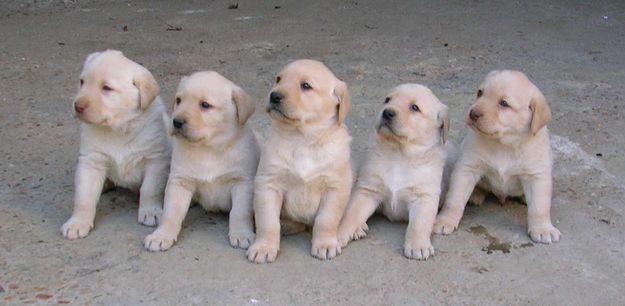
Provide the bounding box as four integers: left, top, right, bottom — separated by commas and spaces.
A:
144, 71, 259, 251
338, 84, 454, 260
434, 70, 561, 244
61, 50, 170, 239
247, 60, 353, 263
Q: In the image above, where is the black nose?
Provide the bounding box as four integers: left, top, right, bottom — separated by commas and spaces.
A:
382, 109, 396, 121
270, 91, 283, 105
469, 109, 482, 121
172, 118, 185, 129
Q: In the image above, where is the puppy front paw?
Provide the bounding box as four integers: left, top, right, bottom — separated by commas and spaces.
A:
229, 230, 255, 249
61, 217, 93, 240
528, 224, 561, 244
138, 205, 162, 227
247, 240, 279, 264
144, 228, 178, 251
404, 239, 435, 260
338, 222, 369, 247
311, 237, 342, 260
433, 214, 459, 235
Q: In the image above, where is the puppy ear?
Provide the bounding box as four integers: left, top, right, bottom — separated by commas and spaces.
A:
333, 81, 351, 125
438, 105, 450, 144
232, 85, 254, 125
133, 65, 160, 110
529, 87, 551, 135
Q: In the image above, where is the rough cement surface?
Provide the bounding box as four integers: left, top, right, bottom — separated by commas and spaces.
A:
1, 0, 624, 304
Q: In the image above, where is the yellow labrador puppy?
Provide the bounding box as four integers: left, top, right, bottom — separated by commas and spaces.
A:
434, 70, 561, 244
246, 60, 353, 263
61, 50, 170, 239
338, 84, 454, 260
144, 71, 259, 251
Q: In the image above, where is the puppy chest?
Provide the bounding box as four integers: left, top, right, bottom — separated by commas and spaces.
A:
106, 155, 147, 189
481, 167, 523, 197
281, 180, 325, 226
379, 192, 410, 222
195, 180, 233, 213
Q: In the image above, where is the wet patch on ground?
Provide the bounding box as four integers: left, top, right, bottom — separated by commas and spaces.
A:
468, 225, 537, 254
469, 225, 512, 254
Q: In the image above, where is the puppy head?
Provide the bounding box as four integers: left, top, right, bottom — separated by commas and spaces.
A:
468, 70, 551, 141
73, 50, 159, 129
267, 59, 350, 128
171, 71, 253, 144
377, 84, 449, 147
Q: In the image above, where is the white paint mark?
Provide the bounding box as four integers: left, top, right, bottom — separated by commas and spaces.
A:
234, 16, 263, 21
250, 298, 259, 304
179, 9, 209, 15
551, 134, 623, 189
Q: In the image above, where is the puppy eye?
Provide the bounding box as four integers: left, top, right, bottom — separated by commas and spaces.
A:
499, 100, 510, 108
175, 97, 181, 105
477, 89, 483, 97
410, 104, 420, 112
276, 76, 281, 83
80, 79, 84, 86
301, 82, 312, 90
200, 101, 212, 109
102, 85, 113, 91
384, 97, 390, 104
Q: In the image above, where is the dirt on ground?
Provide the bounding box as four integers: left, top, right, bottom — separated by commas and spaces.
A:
1, 0, 624, 305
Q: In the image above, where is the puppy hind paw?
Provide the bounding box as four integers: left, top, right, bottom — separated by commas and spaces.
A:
432, 216, 458, 235
338, 223, 369, 247
138, 206, 163, 227
468, 189, 487, 206
229, 231, 255, 249
311, 237, 342, 260
61, 217, 93, 240
528, 224, 561, 244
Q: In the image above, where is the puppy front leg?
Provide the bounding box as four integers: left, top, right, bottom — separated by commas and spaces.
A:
247, 183, 283, 263
61, 156, 107, 240
433, 163, 482, 235
404, 193, 439, 260
144, 177, 194, 251
522, 173, 561, 244
311, 185, 351, 260
138, 159, 169, 226
337, 187, 380, 247
229, 180, 255, 249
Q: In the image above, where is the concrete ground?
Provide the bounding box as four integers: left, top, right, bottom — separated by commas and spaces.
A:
1, 0, 624, 304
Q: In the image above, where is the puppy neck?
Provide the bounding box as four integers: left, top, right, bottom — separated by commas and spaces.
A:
84, 97, 163, 137
272, 118, 346, 145
376, 131, 442, 158
474, 127, 549, 151
179, 125, 244, 154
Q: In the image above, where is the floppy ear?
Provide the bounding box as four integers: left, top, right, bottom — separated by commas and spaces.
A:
438, 105, 450, 144
529, 87, 551, 135
232, 85, 255, 125
333, 81, 351, 125
133, 65, 160, 110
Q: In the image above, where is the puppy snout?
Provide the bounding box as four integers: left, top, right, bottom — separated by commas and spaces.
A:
382, 109, 396, 121
270, 91, 283, 105
172, 117, 186, 129
469, 108, 482, 121
74, 100, 88, 114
